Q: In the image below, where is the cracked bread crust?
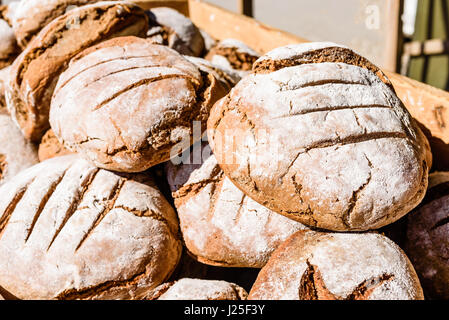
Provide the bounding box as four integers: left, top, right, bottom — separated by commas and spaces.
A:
145, 278, 248, 300
0, 111, 39, 186
165, 141, 306, 268
207, 42, 432, 231
38, 128, 73, 162
0, 155, 182, 300
50, 36, 229, 173
146, 7, 205, 57
11, 0, 99, 48
5, 1, 149, 142
405, 172, 449, 299
248, 230, 424, 300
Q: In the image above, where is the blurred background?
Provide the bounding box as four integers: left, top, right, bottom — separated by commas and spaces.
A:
205, 0, 449, 91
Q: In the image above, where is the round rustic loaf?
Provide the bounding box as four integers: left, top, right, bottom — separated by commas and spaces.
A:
38, 128, 73, 162
5, 1, 149, 142
206, 38, 260, 82
404, 171, 449, 299
0, 18, 18, 69
0, 111, 39, 186
208, 42, 432, 231
146, 7, 205, 57
11, 0, 99, 48
0, 155, 182, 300
50, 36, 229, 173
248, 230, 424, 300
145, 278, 248, 300
166, 141, 306, 268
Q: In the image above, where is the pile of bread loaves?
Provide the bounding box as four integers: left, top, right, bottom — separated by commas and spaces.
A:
0, 0, 447, 301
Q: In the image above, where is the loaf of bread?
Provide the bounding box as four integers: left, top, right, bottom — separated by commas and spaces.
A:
0, 155, 182, 299
166, 141, 306, 268
208, 42, 432, 231
0, 66, 10, 112
146, 7, 205, 57
0, 18, 18, 69
38, 129, 73, 162
248, 230, 424, 300
11, 0, 99, 48
0, 111, 39, 186
404, 172, 449, 299
145, 278, 248, 300
50, 36, 229, 172
5, 1, 149, 142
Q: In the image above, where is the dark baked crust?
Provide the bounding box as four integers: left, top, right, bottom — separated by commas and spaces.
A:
6, 1, 149, 142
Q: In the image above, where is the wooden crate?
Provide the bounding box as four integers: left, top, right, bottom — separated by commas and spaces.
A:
136, 0, 449, 170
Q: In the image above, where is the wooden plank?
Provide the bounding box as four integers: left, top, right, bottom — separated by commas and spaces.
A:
188, 0, 307, 54
132, 0, 189, 16
187, 0, 449, 169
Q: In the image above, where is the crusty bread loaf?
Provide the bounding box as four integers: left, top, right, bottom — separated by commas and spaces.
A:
166, 141, 306, 268
208, 42, 432, 231
11, 0, 99, 48
38, 128, 73, 162
5, 1, 149, 142
404, 172, 449, 299
145, 278, 248, 300
248, 230, 424, 300
146, 7, 205, 57
0, 18, 18, 69
0, 155, 182, 300
0, 111, 39, 186
50, 36, 229, 173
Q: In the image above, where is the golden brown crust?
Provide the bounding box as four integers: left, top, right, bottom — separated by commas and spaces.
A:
252, 45, 392, 87
12, 0, 99, 48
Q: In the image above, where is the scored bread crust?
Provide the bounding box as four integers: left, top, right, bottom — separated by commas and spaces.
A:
5, 1, 149, 142
208, 42, 432, 231
50, 36, 229, 173
0, 155, 182, 300
165, 141, 306, 268
11, 0, 99, 48
405, 172, 449, 299
145, 278, 248, 300
0, 111, 39, 186
248, 230, 424, 300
